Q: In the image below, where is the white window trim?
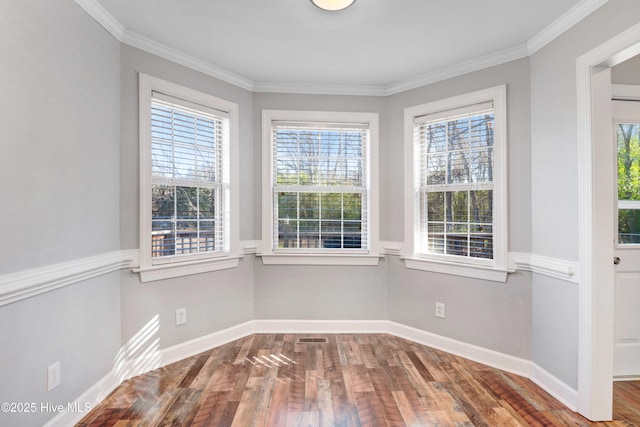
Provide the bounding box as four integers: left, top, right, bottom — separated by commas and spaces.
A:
260, 110, 380, 266
137, 73, 240, 282
403, 85, 509, 282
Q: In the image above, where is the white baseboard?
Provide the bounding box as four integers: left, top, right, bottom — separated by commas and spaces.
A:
253, 319, 388, 334
48, 319, 577, 425
614, 375, 640, 382
43, 367, 121, 427
529, 363, 579, 411
161, 321, 255, 367
386, 321, 531, 377
387, 322, 578, 410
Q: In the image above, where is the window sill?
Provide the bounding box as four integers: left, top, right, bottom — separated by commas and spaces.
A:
257, 253, 382, 266
403, 257, 512, 282
135, 256, 241, 282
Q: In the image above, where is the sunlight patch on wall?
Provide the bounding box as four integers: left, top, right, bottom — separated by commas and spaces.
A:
113, 315, 162, 383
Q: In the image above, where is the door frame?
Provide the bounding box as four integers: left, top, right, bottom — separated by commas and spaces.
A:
577, 22, 640, 421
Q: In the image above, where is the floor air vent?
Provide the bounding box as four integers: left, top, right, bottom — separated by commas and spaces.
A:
297, 337, 329, 344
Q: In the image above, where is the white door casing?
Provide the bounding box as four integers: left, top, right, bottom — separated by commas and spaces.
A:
577, 22, 640, 421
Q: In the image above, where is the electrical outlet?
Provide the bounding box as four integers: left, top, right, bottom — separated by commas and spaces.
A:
175, 307, 187, 326
47, 361, 61, 391
435, 302, 446, 319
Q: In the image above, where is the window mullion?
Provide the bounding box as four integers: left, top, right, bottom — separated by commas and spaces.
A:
341, 193, 345, 248
172, 186, 177, 257
422, 182, 492, 192
296, 192, 301, 248
467, 189, 471, 257
273, 185, 365, 194
444, 190, 448, 256
445, 117, 450, 187
319, 191, 323, 245
273, 190, 278, 248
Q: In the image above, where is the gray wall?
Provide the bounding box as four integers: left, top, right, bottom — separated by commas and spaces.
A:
531, 276, 579, 387
118, 45, 255, 348
254, 262, 389, 320
1, 0, 120, 273
0, 0, 122, 426
529, 0, 640, 388
388, 258, 532, 358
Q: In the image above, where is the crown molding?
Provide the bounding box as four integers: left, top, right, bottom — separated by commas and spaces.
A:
120, 30, 254, 92
76, 0, 607, 96
74, 0, 124, 40
527, 0, 609, 55
73, 0, 254, 91
253, 81, 387, 97
254, 45, 529, 96
385, 45, 529, 96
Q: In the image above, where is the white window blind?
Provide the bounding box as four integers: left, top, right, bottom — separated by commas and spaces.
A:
150, 93, 229, 259
415, 103, 495, 260
272, 122, 368, 251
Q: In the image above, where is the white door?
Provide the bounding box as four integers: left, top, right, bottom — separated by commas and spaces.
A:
613, 99, 640, 378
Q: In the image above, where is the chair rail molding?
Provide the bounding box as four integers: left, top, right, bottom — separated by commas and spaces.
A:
380, 241, 403, 256
0, 247, 580, 307
0, 250, 138, 307
508, 252, 579, 284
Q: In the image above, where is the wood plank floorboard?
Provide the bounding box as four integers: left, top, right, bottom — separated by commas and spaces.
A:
76, 334, 640, 426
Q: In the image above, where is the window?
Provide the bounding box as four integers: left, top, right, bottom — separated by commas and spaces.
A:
138, 74, 239, 281
616, 121, 640, 245
261, 110, 379, 265
404, 86, 508, 281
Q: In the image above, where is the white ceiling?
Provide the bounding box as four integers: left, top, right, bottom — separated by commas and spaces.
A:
81, 0, 603, 94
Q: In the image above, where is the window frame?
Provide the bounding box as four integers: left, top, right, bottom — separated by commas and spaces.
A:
138, 73, 239, 282
403, 86, 509, 282
260, 110, 380, 265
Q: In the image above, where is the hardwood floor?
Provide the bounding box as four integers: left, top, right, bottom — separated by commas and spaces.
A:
77, 334, 639, 426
